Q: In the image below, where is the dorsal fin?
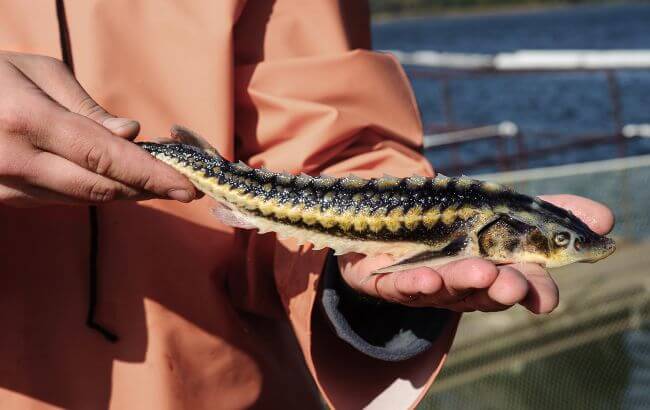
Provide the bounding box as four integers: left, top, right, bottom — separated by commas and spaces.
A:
169, 125, 221, 156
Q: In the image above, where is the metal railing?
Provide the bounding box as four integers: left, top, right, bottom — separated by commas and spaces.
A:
403, 64, 650, 175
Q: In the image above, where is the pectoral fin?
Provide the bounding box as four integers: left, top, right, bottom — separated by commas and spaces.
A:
369, 236, 470, 276
371, 254, 466, 275
210, 202, 257, 229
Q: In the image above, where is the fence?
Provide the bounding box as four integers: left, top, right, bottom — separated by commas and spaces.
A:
420, 156, 650, 409
392, 51, 650, 175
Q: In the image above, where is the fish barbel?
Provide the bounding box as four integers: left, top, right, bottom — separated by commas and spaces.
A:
137, 135, 615, 273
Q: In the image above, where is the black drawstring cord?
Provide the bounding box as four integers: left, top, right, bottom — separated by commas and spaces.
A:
56, 0, 117, 343
86, 206, 118, 342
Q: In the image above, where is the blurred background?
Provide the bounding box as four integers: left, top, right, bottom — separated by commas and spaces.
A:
369, 1, 650, 409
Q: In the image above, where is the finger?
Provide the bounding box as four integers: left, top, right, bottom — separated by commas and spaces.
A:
101, 117, 141, 140
0, 181, 151, 207
463, 266, 529, 312
337, 253, 441, 304
0, 65, 193, 201
393, 267, 444, 298
376, 268, 443, 304
338, 253, 403, 301
21, 150, 156, 203
538, 194, 614, 235
0, 137, 84, 205
418, 258, 499, 306
513, 263, 560, 314
31, 106, 196, 201
0, 181, 82, 207
338, 252, 391, 295
6, 54, 140, 138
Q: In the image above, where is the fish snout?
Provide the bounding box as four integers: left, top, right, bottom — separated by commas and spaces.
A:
584, 236, 616, 263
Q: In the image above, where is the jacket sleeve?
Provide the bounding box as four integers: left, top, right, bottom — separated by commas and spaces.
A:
233, 1, 460, 408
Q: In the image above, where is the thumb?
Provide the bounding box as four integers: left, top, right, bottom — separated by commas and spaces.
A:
6, 53, 141, 139
99, 116, 141, 140
74, 97, 140, 139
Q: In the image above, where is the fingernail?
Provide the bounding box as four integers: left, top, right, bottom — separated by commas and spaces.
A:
103, 117, 140, 134
167, 189, 193, 202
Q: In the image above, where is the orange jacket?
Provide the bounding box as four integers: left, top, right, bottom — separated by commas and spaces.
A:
0, 1, 458, 408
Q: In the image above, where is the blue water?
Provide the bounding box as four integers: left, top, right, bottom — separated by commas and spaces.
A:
372, 3, 650, 174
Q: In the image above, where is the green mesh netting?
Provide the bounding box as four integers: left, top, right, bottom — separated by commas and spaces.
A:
421, 159, 650, 410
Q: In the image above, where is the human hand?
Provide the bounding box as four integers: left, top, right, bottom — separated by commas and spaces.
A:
339, 195, 614, 314
0, 51, 197, 207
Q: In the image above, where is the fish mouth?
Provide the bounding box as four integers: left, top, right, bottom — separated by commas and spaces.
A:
584, 237, 616, 263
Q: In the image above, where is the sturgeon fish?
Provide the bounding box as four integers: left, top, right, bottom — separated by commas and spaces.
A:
137, 130, 615, 273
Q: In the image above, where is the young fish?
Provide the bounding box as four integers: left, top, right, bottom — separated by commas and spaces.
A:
137, 130, 615, 273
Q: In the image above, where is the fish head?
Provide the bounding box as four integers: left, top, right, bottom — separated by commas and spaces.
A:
537, 219, 616, 268
478, 200, 615, 268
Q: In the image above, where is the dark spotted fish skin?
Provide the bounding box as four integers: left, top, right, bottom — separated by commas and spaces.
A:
136, 141, 598, 249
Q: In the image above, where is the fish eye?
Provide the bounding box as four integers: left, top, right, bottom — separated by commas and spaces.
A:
554, 232, 570, 247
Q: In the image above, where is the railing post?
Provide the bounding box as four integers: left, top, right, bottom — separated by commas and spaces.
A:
440, 77, 455, 127
515, 132, 527, 171
606, 70, 627, 157
497, 136, 509, 171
